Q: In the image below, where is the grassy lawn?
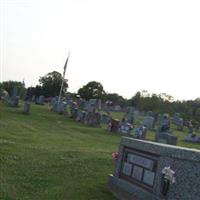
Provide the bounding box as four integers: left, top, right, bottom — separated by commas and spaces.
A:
0, 102, 119, 200
1, 102, 200, 200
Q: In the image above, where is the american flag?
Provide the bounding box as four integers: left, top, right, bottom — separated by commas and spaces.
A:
63, 51, 70, 77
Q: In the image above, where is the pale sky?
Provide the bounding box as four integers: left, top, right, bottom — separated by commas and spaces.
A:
0, 0, 200, 101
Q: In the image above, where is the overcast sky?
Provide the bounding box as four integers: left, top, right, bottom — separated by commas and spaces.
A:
0, 0, 200, 100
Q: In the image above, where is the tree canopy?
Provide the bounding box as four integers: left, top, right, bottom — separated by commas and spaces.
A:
78, 81, 106, 100
39, 71, 68, 97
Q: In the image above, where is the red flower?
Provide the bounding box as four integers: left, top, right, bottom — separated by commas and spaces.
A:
112, 152, 119, 160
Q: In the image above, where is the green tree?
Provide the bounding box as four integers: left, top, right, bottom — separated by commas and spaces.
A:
39, 71, 68, 97
78, 81, 106, 100
130, 91, 141, 108
105, 93, 127, 107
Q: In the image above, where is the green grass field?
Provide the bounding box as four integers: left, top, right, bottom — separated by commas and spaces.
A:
0, 102, 119, 200
1, 102, 200, 200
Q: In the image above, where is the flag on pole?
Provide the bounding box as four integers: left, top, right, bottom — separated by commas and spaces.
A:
63, 51, 70, 77
58, 51, 70, 104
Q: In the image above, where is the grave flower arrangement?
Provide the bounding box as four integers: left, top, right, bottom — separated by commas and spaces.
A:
112, 151, 119, 163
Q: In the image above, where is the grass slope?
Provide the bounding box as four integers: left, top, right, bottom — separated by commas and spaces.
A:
1, 102, 200, 200
0, 102, 119, 200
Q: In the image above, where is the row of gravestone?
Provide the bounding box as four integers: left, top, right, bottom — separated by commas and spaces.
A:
2, 96, 31, 115
108, 114, 200, 199
113, 109, 200, 145
49, 97, 109, 128
5, 89, 198, 144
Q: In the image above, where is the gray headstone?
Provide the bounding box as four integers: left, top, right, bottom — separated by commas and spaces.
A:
12, 86, 18, 97
101, 113, 111, 124
55, 102, 66, 114
133, 125, 147, 139
185, 134, 200, 143
160, 113, 171, 132
155, 132, 178, 145
119, 122, 133, 136
108, 137, 200, 200
143, 116, 154, 129
23, 102, 31, 114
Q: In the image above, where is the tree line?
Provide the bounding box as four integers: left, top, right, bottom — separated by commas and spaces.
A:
1, 71, 200, 122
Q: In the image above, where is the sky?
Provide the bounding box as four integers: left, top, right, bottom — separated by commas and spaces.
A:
0, 0, 200, 101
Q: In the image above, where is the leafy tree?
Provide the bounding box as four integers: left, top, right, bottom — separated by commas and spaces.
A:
26, 85, 44, 99
39, 71, 68, 97
0, 83, 3, 97
78, 81, 106, 100
105, 93, 127, 107
130, 91, 141, 108
195, 108, 200, 122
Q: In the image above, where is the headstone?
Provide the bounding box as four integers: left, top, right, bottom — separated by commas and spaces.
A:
36, 95, 45, 105
133, 125, 147, 139
160, 113, 170, 132
133, 110, 140, 120
176, 118, 183, 131
94, 111, 101, 128
49, 97, 57, 109
89, 99, 101, 110
156, 114, 178, 145
76, 110, 87, 123
84, 111, 101, 128
55, 101, 66, 114
70, 102, 78, 119
85, 112, 93, 126
172, 113, 180, 124
185, 134, 200, 143
75, 110, 86, 123
143, 116, 154, 129
114, 105, 121, 112
101, 113, 111, 124
9, 96, 19, 107
155, 132, 178, 145
12, 86, 18, 97
187, 120, 193, 134
104, 100, 113, 112
23, 102, 31, 114
119, 122, 133, 136
147, 110, 154, 117
108, 137, 200, 200
172, 113, 184, 131
76, 110, 83, 122
124, 107, 135, 124
7, 86, 19, 107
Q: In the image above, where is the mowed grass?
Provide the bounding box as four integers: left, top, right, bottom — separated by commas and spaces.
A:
0, 102, 119, 200
1, 102, 200, 200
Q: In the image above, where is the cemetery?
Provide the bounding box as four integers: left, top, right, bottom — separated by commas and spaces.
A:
1, 96, 200, 200
0, 53, 200, 200
1, 1, 200, 199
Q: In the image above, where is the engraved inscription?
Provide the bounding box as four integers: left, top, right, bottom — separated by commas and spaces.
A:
143, 170, 155, 186
132, 166, 143, 181
120, 148, 158, 191
127, 154, 154, 170
122, 162, 132, 176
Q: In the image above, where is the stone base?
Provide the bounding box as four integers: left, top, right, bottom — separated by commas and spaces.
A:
155, 132, 177, 145
185, 134, 200, 143
108, 175, 157, 200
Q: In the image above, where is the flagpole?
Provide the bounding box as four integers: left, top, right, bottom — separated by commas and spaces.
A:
58, 51, 70, 104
